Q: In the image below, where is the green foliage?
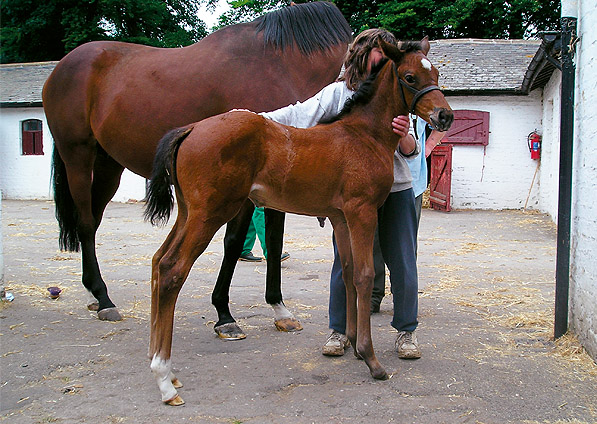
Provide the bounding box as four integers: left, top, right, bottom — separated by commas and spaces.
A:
213, 0, 286, 28
0, 0, 208, 63
0, 0, 562, 63
334, 0, 560, 40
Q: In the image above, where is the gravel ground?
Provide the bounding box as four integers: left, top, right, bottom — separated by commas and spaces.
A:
1, 199, 596, 423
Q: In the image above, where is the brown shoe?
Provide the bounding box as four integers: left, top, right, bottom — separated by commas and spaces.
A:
322, 330, 350, 356
395, 331, 421, 359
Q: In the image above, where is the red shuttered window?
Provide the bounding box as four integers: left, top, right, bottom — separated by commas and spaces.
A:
22, 119, 43, 155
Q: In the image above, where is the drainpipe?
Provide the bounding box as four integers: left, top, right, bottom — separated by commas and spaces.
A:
554, 0, 577, 339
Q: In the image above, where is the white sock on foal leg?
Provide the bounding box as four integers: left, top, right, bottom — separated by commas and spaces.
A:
150, 354, 178, 402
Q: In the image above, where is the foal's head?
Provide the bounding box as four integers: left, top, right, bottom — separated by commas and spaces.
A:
379, 37, 453, 132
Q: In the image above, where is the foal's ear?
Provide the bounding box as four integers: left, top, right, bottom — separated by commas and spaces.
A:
378, 37, 403, 63
421, 36, 430, 55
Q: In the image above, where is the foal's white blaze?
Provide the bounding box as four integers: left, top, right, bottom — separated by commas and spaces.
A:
421, 58, 432, 71
150, 354, 178, 402
273, 302, 294, 321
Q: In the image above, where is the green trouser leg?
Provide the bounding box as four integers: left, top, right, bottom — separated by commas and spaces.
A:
253, 207, 267, 258
242, 221, 257, 256
242, 207, 267, 258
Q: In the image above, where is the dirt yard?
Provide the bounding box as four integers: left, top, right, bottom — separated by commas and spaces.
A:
1, 200, 596, 423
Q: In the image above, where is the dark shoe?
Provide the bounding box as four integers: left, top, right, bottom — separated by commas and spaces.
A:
280, 252, 290, 262
239, 252, 263, 262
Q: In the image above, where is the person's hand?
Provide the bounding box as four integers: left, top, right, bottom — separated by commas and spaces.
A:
391, 115, 410, 138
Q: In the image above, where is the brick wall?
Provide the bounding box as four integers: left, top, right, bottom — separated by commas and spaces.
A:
569, 0, 597, 359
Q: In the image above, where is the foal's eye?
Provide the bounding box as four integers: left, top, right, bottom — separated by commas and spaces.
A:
405, 75, 416, 84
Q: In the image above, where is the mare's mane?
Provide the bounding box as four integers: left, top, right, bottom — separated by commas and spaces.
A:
326, 40, 425, 123
255, 1, 352, 55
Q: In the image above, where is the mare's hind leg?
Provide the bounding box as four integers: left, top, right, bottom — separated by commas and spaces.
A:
212, 200, 255, 339
264, 209, 302, 332
150, 208, 233, 405
62, 142, 124, 321
86, 148, 126, 320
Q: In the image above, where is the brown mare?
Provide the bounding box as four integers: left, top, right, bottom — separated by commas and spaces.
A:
42, 2, 351, 336
145, 37, 453, 405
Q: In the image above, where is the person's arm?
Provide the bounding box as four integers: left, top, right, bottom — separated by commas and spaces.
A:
391, 115, 419, 157
260, 82, 347, 129
424, 130, 446, 158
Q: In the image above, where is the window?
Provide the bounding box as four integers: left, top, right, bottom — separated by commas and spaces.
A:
22, 119, 43, 155
442, 110, 490, 146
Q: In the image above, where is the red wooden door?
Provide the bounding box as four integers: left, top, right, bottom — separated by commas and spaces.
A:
443, 110, 489, 145
429, 145, 453, 211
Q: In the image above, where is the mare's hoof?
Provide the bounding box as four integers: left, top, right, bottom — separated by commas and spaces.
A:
165, 394, 185, 406
274, 318, 303, 332
98, 307, 123, 321
171, 378, 183, 389
214, 322, 246, 340
87, 302, 99, 312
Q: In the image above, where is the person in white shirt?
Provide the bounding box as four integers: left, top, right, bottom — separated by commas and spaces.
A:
261, 28, 422, 359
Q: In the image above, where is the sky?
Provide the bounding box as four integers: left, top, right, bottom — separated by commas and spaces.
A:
197, 0, 230, 29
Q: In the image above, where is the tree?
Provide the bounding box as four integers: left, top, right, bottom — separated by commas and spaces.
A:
208, 0, 560, 40
1, 0, 208, 63
335, 0, 560, 39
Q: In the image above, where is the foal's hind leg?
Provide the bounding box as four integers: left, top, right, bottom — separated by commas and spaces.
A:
150, 209, 231, 405
264, 209, 302, 332
212, 200, 255, 339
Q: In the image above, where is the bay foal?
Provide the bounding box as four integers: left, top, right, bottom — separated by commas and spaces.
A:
145, 37, 453, 405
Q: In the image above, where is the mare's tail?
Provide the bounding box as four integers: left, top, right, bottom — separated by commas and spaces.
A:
52, 146, 80, 252
144, 126, 193, 226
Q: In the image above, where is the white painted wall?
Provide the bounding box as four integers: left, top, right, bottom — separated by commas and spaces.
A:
0, 107, 146, 202
445, 92, 543, 210
537, 71, 562, 220
0, 108, 53, 199
569, 0, 597, 360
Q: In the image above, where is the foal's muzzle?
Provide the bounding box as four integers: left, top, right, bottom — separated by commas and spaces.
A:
429, 107, 454, 132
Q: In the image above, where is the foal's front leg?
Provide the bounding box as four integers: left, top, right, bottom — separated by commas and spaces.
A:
346, 211, 388, 380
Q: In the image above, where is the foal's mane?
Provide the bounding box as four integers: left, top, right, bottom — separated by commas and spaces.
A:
327, 40, 425, 123
255, 1, 352, 55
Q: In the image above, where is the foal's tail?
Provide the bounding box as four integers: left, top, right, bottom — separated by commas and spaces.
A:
144, 126, 193, 226
52, 146, 80, 252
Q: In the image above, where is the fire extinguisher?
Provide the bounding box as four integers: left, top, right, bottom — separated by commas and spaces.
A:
527, 131, 541, 160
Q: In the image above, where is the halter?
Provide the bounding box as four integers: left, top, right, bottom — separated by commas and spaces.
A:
393, 64, 441, 114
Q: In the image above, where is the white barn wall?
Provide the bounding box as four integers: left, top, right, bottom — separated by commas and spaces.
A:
0, 108, 53, 199
537, 71, 562, 221
569, 0, 597, 359
445, 92, 543, 209
0, 107, 146, 202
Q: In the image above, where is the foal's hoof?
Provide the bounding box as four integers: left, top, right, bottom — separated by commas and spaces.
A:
97, 307, 123, 321
274, 318, 303, 332
371, 368, 389, 380
214, 322, 246, 340
165, 394, 185, 406
172, 378, 183, 389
